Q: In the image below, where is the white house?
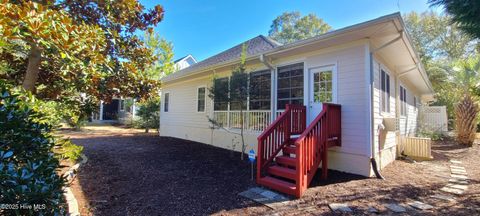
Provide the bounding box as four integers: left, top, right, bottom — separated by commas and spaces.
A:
174, 54, 198, 71
159, 13, 434, 197
92, 55, 197, 123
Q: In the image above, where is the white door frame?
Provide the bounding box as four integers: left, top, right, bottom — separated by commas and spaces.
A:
307, 64, 338, 123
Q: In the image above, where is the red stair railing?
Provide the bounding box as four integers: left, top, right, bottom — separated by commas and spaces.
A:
257, 104, 306, 182
288, 104, 307, 135
294, 103, 341, 197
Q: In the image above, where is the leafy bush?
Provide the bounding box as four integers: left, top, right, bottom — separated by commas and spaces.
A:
56, 139, 84, 163
417, 129, 444, 141
0, 83, 67, 215
136, 97, 160, 132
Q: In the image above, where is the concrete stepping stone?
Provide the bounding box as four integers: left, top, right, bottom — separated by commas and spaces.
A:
452, 171, 468, 176
328, 203, 352, 213
450, 165, 466, 170
385, 203, 406, 213
446, 184, 468, 190
449, 179, 468, 185
451, 167, 467, 172
431, 194, 456, 202
238, 187, 290, 209
450, 174, 468, 180
440, 186, 464, 195
367, 206, 379, 213
450, 160, 462, 164
408, 201, 434, 210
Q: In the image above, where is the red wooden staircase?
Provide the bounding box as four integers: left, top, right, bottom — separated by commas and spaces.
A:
256, 103, 341, 197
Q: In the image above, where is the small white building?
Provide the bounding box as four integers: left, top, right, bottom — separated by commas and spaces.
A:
159, 13, 435, 196
174, 54, 198, 71
92, 55, 197, 123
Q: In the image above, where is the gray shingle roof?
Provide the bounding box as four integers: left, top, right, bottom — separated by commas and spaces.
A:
165, 35, 281, 81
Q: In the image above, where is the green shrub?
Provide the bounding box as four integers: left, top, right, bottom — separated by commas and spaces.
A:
0, 83, 67, 215
56, 139, 84, 163
136, 97, 160, 132
418, 129, 444, 141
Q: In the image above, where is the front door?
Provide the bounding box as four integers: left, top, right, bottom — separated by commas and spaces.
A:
308, 65, 336, 122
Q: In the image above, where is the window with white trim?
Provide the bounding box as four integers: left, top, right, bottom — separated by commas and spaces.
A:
380, 69, 390, 113
164, 93, 170, 112
277, 63, 304, 110
197, 87, 206, 112
400, 86, 407, 116
249, 70, 271, 110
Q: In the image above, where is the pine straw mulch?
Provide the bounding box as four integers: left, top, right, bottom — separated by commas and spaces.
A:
61, 127, 480, 215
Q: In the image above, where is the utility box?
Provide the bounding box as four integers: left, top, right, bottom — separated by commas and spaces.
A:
382, 117, 397, 131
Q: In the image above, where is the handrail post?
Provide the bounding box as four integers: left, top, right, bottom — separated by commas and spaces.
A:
256, 138, 262, 183
295, 139, 302, 197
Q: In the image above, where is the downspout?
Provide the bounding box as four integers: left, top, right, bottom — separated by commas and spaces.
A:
369, 51, 385, 179
259, 54, 274, 70
260, 54, 276, 125
369, 30, 414, 179
368, 30, 403, 179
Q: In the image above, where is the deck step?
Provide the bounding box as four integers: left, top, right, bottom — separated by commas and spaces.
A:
283, 145, 296, 155
258, 176, 296, 195
276, 156, 296, 167
268, 165, 296, 180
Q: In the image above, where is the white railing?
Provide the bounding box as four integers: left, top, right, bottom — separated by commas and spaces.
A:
212, 110, 272, 131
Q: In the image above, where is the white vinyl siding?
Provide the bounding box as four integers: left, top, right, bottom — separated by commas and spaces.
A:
398, 84, 419, 136
161, 42, 370, 176
305, 43, 368, 158
372, 57, 396, 161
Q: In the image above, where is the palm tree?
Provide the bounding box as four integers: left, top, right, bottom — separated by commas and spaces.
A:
453, 57, 480, 146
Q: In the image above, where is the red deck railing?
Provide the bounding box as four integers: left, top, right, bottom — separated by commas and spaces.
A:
256, 104, 306, 181
294, 103, 341, 197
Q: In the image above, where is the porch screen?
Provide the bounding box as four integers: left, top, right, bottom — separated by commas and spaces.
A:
249, 70, 271, 110
277, 63, 304, 110
213, 77, 229, 111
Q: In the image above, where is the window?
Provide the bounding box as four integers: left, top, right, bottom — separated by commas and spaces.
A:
213, 77, 229, 111
164, 93, 169, 112
120, 99, 125, 111
197, 87, 206, 112
414, 96, 417, 111
249, 70, 271, 110
277, 63, 304, 110
400, 86, 407, 116
380, 69, 390, 113
313, 70, 333, 102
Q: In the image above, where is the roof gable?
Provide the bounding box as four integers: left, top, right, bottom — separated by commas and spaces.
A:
166, 35, 281, 80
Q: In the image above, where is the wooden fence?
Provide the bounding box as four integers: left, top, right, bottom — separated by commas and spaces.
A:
397, 136, 432, 160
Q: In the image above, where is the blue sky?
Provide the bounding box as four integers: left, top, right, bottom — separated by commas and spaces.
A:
140, 0, 442, 62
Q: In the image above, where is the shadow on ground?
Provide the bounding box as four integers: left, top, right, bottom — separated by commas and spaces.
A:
73, 135, 262, 215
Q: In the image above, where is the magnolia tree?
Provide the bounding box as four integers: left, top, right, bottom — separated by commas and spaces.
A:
0, 1, 165, 126
208, 44, 249, 160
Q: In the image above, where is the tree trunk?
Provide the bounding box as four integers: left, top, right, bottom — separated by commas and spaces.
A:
23, 45, 42, 92
240, 108, 245, 160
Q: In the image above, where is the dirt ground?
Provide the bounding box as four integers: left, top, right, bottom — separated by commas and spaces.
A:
60, 126, 480, 215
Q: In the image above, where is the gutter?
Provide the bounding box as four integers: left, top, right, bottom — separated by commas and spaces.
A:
163, 12, 403, 83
